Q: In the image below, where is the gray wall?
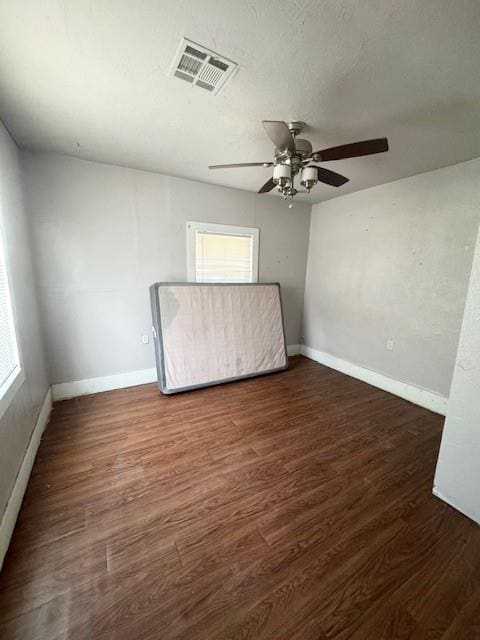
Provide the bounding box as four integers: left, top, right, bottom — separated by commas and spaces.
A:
23, 152, 310, 385
0, 123, 49, 518
303, 159, 480, 397
434, 222, 480, 524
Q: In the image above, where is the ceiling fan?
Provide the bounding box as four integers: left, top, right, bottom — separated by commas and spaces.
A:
209, 121, 389, 203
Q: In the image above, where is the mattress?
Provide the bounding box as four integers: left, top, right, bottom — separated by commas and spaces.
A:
150, 282, 288, 394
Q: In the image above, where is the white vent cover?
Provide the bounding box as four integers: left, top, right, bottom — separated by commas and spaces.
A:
169, 38, 238, 95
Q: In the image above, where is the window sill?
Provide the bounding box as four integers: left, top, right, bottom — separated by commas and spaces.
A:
0, 366, 26, 421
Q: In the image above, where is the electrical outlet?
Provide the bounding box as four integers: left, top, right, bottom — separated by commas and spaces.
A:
142, 334, 149, 344
386, 340, 394, 351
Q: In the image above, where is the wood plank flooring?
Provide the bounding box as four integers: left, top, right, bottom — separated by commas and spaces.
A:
0, 356, 479, 639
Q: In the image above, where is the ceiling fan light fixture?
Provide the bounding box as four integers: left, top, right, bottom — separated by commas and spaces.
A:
207, 120, 389, 204
300, 167, 318, 192
273, 164, 292, 189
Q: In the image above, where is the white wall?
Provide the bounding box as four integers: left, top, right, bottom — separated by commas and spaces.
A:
434, 222, 480, 524
0, 123, 49, 521
303, 159, 480, 397
23, 152, 310, 385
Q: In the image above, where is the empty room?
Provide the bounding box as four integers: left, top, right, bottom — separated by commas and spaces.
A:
1, 1, 480, 638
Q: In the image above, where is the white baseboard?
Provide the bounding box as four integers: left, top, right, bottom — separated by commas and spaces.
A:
301, 345, 448, 416
287, 344, 302, 356
0, 387, 52, 571
52, 345, 301, 401
432, 486, 480, 525
52, 367, 157, 401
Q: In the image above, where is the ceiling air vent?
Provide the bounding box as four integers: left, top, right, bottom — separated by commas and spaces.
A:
169, 38, 238, 95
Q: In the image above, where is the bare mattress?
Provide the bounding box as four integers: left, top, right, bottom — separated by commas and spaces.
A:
150, 282, 288, 394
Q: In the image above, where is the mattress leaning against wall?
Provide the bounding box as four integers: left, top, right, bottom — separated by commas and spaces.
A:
150, 282, 288, 394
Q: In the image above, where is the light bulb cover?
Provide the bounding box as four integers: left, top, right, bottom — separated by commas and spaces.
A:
273, 164, 292, 185
300, 166, 318, 187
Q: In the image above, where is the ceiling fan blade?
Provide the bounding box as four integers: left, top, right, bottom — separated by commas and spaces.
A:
262, 121, 296, 153
258, 177, 276, 194
209, 162, 274, 169
312, 137, 389, 162
311, 166, 350, 187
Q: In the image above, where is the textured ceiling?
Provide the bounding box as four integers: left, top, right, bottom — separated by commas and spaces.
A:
0, 0, 479, 204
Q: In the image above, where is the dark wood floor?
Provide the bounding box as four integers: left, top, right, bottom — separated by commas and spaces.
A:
1, 356, 479, 639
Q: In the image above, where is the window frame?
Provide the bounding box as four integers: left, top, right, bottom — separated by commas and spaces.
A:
186, 221, 260, 283
0, 219, 25, 421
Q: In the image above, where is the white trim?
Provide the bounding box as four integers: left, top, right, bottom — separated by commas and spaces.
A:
52, 344, 301, 400
186, 220, 259, 283
0, 366, 25, 421
0, 387, 52, 571
287, 344, 302, 356
301, 345, 448, 416
0, 219, 25, 417
432, 486, 480, 525
52, 368, 158, 401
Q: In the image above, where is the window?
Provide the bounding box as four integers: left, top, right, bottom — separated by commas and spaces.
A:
0, 223, 23, 419
187, 221, 259, 283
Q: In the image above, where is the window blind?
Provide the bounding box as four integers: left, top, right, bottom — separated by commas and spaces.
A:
195, 232, 253, 283
0, 236, 18, 388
